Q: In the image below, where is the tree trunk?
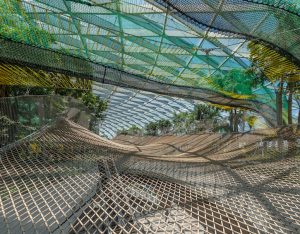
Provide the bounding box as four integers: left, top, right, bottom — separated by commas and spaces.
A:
276, 80, 284, 127
229, 110, 234, 132
37, 97, 45, 126
6, 98, 18, 144
297, 102, 300, 131
287, 82, 294, 125
234, 109, 239, 132
241, 111, 245, 132
298, 108, 300, 127
0, 85, 7, 97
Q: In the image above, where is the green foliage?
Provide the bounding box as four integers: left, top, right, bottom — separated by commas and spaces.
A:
157, 119, 172, 133
248, 42, 300, 83
143, 104, 224, 136
145, 119, 172, 135
4, 85, 108, 120
0, 0, 55, 47
145, 121, 158, 136
172, 112, 193, 125
118, 102, 257, 137
55, 88, 108, 119
5, 85, 54, 96
209, 69, 264, 95
246, 115, 257, 130
128, 125, 141, 133
1, 86, 108, 145
82, 92, 107, 119
194, 104, 221, 120
248, 41, 296, 126
118, 125, 141, 135
172, 104, 223, 134
172, 111, 195, 134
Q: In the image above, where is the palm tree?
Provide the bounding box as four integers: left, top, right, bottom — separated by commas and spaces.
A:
248, 42, 300, 126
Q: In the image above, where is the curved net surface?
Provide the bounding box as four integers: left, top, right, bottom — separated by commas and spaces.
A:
1, 0, 299, 89
1, 110, 299, 233
0, 0, 298, 129
155, 0, 300, 63
0, 39, 279, 126
0, 0, 300, 232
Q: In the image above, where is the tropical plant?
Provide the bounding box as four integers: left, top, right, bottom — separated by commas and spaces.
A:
248, 41, 300, 126
143, 104, 224, 136
246, 115, 257, 131
117, 101, 256, 137
294, 93, 300, 129
194, 104, 221, 121
157, 119, 172, 134
81, 92, 107, 119
1, 85, 108, 136
0, 0, 55, 47
172, 112, 195, 134
209, 69, 264, 96
208, 69, 264, 131
145, 122, 158, 136
118, 125, 142, 136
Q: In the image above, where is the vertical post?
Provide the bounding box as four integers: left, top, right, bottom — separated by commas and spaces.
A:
102, 67, 107, 84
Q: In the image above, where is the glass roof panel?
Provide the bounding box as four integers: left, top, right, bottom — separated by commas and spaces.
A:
3, 0, 258, 88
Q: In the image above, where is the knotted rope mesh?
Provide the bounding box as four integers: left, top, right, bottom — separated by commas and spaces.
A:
0, 103, 299, 233
1, 0, 300, 232
155, 0, 300, 64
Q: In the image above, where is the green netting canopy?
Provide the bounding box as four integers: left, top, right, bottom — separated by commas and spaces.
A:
1, 0, 299, 126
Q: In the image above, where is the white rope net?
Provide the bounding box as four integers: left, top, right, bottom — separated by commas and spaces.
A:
0, 116, 299, 233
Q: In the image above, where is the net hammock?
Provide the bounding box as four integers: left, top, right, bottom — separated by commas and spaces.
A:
0, 1, 299, 231
0, 97, 299, 233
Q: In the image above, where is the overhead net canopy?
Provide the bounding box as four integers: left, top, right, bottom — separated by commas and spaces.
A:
1, 0, 251, 85
0, 0, 299, 81
154, 0, 300, 63
0, 0, 299, 126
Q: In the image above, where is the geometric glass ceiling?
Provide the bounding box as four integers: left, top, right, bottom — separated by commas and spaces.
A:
1, 2, 300, 233
94, 82, 195, 138
0, 0, 298, 129
19, 0, 250, 87
155, 0, 300, 63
